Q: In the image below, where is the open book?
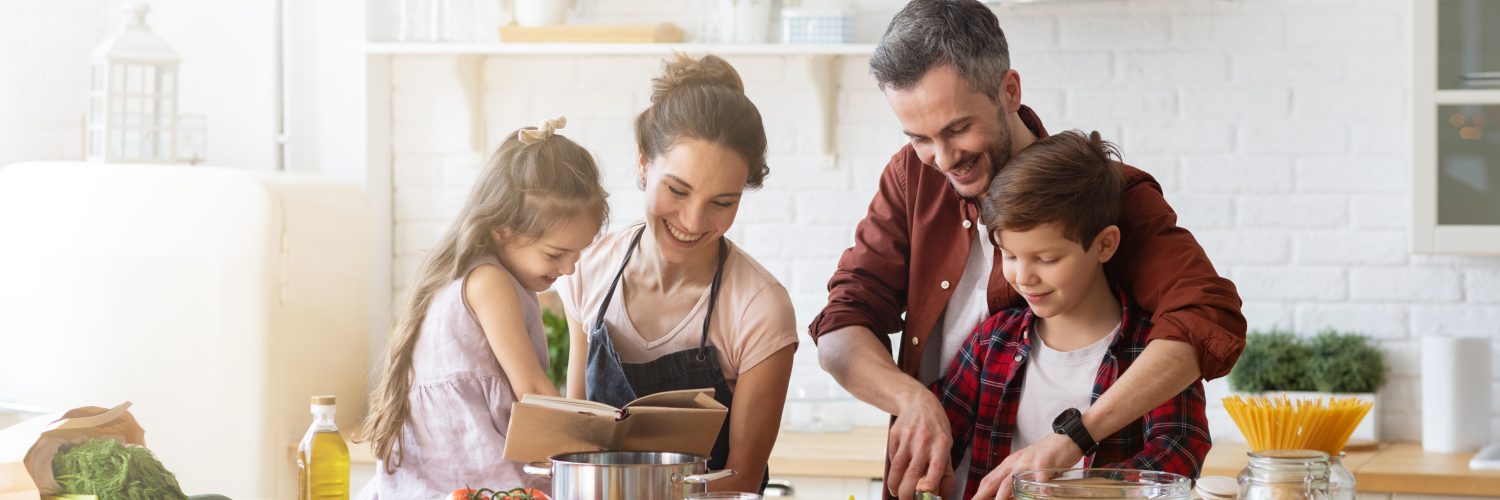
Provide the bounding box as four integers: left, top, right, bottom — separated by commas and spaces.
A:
502, 388, 727, 463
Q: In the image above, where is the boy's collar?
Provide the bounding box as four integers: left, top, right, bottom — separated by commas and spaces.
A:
1018, 285, 1136, 351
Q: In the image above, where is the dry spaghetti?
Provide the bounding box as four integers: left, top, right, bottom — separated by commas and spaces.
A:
1222, 394, 1373, 455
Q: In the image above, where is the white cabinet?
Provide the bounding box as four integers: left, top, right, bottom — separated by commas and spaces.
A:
1413, 0, 1500, 254
0, 162, 373, 500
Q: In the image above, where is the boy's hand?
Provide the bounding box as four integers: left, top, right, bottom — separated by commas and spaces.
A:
969, 434, 1082, 500
886, 391, 952, 499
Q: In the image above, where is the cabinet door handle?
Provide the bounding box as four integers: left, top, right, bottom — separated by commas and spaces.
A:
1460, 71, 1500, 82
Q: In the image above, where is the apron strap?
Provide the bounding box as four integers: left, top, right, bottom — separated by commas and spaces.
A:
592, 225, 646, 332
698, 238, 730, 355
593, 225, 728, 356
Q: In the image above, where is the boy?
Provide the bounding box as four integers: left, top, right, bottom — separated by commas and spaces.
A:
933, 130, 1211, 500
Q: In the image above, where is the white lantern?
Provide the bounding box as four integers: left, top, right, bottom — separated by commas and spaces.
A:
86, 2, 181, 163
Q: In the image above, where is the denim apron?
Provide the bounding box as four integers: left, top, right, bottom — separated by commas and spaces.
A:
584, 226, 769, 492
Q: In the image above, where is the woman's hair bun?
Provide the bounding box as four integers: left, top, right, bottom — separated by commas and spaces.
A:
650, 53, 745, 104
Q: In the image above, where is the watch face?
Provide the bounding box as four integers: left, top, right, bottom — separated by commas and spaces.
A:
1052, 408, 1074, 431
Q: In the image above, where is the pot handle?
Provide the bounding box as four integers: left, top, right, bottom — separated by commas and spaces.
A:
678, 469, 737, 484
523, 461, 552, 478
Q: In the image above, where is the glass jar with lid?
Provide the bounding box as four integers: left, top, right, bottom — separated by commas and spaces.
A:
1327, 452, 1355, 500
1012, 468, 1192, 499
1238, 450, 1331, 500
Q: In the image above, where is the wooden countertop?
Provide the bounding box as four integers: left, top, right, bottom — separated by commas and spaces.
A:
1204, 441, 1500, 496
772, 427, 1500, 497
1356, 443, 1500, 496
769, 426, 888, 479
333, 426, 1500, 496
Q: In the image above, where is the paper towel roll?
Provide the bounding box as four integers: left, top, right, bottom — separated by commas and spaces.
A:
1421, 336, 1493, 453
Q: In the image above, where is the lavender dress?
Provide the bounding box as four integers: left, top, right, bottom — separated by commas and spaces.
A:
357, 255, 551, 499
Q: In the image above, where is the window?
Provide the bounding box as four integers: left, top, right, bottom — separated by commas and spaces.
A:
1413, 0, 1500, 253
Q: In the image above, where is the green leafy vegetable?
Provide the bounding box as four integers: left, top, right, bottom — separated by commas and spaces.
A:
51, 438, 187, 500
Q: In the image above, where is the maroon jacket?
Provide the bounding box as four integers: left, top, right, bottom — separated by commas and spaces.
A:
808, 106, 1246, 379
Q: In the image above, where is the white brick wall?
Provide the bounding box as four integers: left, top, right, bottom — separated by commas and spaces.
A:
381, 0, 1500, 438
1238, 195, 1350, 228
1293, 230, 1409, 266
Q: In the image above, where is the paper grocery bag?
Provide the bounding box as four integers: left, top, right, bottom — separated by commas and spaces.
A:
0, 402, 144, 500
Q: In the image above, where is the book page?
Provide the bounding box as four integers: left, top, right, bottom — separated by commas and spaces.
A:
618, 394, 727, 457
625, 388, 722, 410
520, 394, 621, 417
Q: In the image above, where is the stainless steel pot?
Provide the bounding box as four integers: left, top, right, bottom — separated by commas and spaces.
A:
523, 451, 737, 500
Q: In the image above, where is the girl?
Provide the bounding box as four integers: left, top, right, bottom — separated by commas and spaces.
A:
355, 117, 608, 499
559, 54, 797, 494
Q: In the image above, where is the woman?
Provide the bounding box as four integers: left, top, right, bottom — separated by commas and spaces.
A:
558, 53, 797, 493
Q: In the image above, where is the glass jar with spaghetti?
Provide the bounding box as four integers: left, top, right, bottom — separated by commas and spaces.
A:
1237, 449, 1332, 500
1328, 452, 1355, 500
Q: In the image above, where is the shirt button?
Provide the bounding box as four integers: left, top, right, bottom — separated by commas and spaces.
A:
1014, 353, 1023, 362
940, 280, 951, 290
911, 337, 920, 346
963, 220, 972, 229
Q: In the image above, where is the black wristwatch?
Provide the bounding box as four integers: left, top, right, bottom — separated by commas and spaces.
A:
1052, 408, 1099, 455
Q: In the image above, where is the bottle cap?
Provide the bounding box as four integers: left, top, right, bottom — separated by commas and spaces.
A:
311, 395, 336, 406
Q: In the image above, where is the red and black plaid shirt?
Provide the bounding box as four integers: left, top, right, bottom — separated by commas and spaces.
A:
932, 290, 1211, 499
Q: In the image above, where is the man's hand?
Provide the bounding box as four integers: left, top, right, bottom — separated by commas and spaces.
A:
886, 391, 953, 499
969, 433, 1082, 500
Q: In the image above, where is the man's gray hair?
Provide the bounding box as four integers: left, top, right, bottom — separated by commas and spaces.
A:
869, 0, 1011, 97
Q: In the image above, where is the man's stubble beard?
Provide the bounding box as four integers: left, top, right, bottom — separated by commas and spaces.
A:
964, 109, 1014, 201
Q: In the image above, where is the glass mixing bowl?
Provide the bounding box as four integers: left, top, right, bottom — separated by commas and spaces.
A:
1012, 468, 1192, 500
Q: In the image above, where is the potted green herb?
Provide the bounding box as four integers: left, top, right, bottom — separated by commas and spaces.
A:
1226, 329, 1386, 442
541, 310, 570, 391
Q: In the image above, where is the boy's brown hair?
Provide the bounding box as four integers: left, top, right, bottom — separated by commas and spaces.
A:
981, 130, 1123, 250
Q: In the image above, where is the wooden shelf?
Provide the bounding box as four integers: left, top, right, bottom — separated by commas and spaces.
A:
1433, 89, 1500, 105
363, 41, 857, 169
364, 42, 876, 57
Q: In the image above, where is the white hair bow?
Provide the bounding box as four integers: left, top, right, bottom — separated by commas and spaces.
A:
518, 116, 567, 145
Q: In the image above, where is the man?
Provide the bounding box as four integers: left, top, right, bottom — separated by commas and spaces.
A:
808, 2, 1246, 499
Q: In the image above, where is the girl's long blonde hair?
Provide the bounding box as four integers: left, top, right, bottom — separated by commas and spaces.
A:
354, 126, 608, 473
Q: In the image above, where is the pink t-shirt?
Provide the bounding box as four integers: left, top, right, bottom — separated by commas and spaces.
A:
559, 226, 798, 389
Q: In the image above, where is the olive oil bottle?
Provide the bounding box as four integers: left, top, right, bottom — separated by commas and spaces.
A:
297, 395, 350, 500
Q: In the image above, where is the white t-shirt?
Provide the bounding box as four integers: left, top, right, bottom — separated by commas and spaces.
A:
1010, 323, 1121, 464
925, 221, 993, 500
557, 226, 799, 390
918, 220, 995, 386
